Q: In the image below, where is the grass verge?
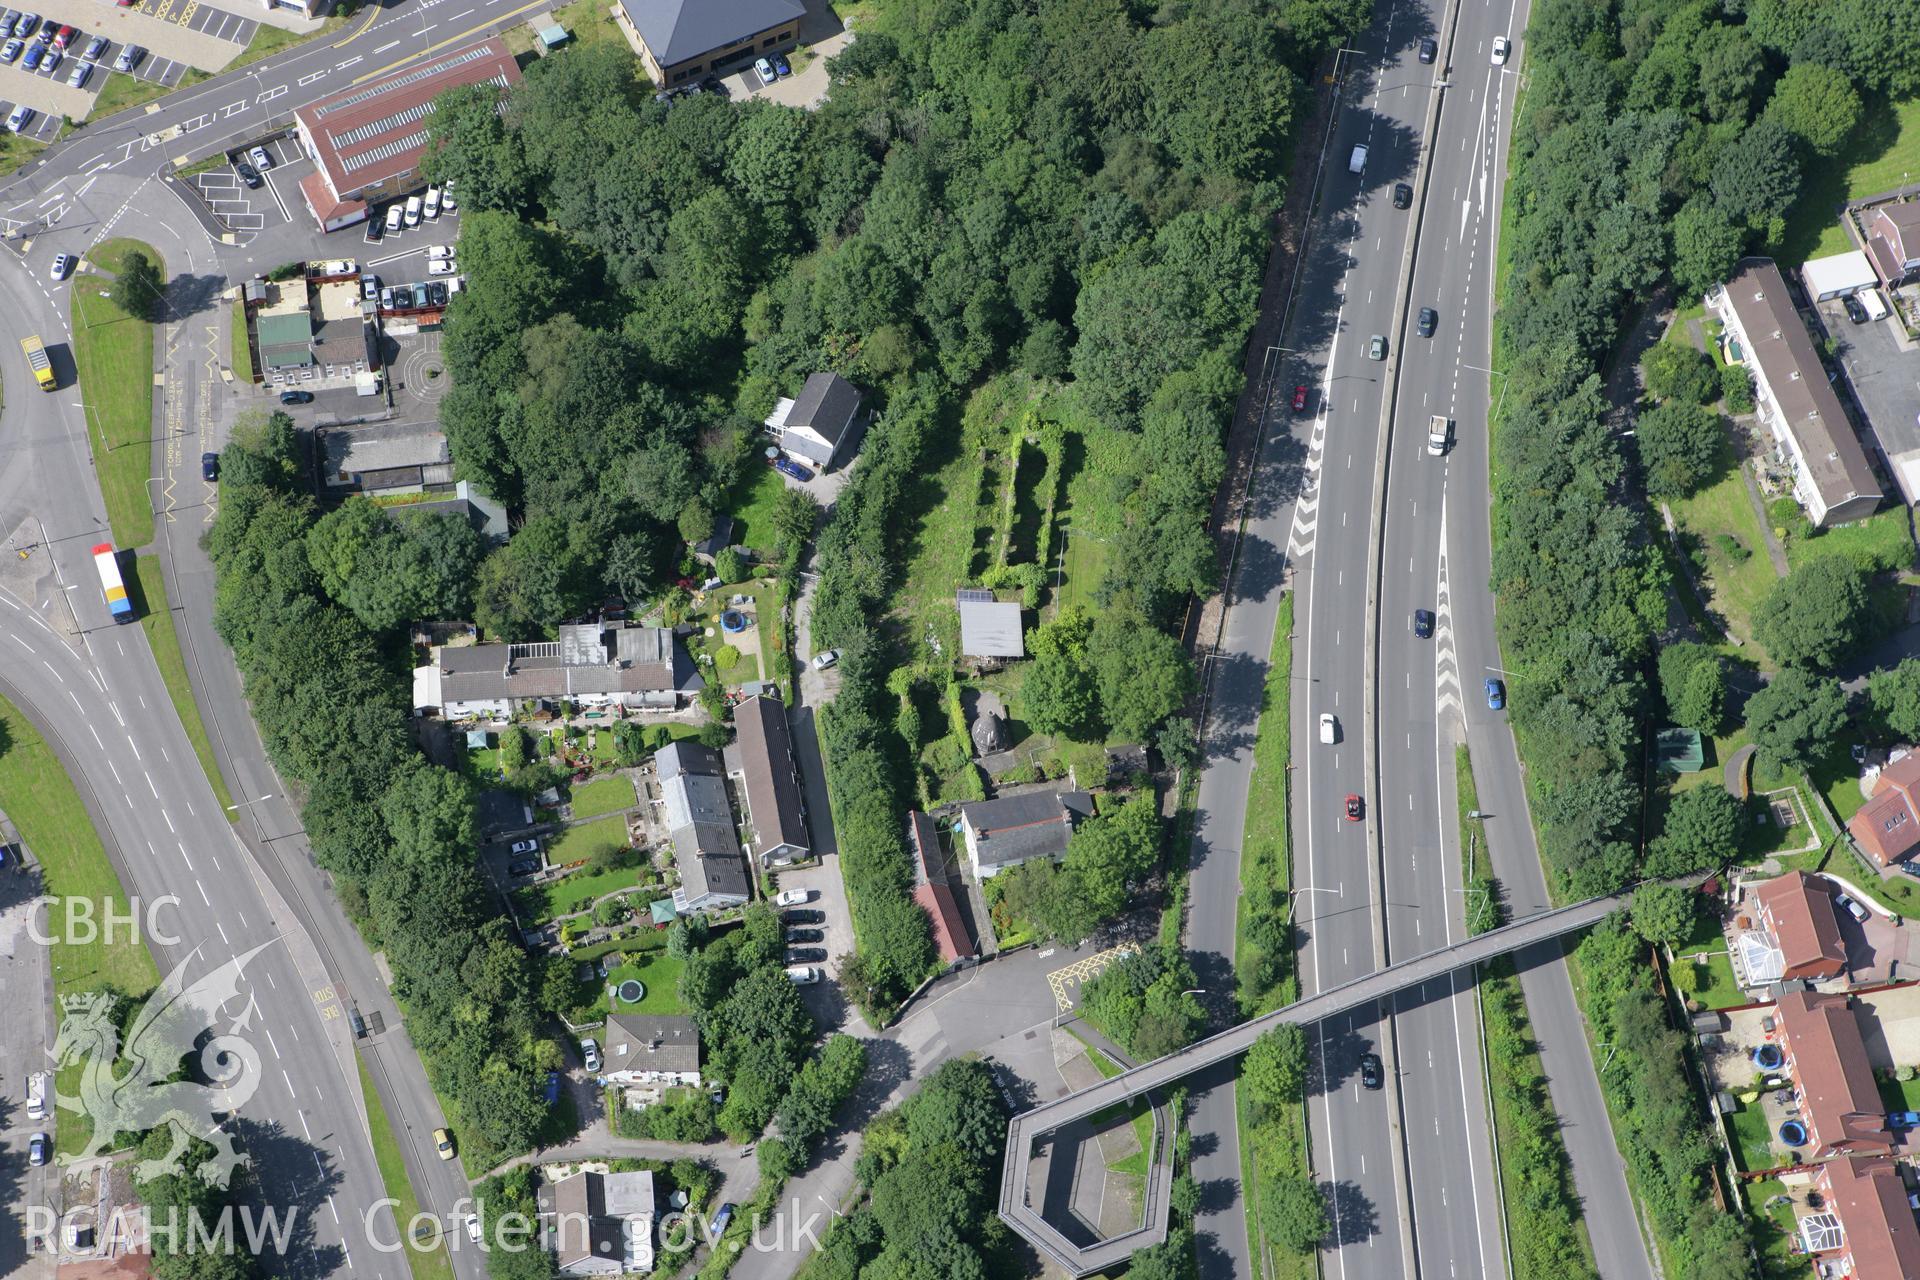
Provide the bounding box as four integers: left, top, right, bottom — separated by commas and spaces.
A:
131, 555, 236, 819
227, 9, 353, 72
89, 67, 207, 121
73, 238, 163, 549
0, 694, 161, 1154
231, 296, 255, 383
356, 1052, 456, 1280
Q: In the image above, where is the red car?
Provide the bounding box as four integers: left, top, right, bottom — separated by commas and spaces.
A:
52, 24, 73, 48
1344, 794, 1363, 821
1291, 384, 1309, 413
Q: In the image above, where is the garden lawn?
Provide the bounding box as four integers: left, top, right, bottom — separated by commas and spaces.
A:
131, 555, 235, 817
1876, 1074, 1920, 1114
729, 464, 788, 555
519, 861, 650, 923
1677, 951, 1745, 1011
73, 239, 165, 549
0, 695, 161, 1155
1780, 96, 1920, 265
580, 951, 690, 1020
570, 774, 637, 820
1781, 506, 1915, 574
357, 1052, 455, 1280
1726, 1103, 1779, 1175
1668, 462, 1783, 655
549, 814, 631, 866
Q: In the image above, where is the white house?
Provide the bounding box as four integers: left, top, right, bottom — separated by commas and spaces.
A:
539, 1168, 657, 1275
764, 372, 864, 470
958, 786, 1095, 881
601, 1013, 702, 1089
411, 624, 703, 719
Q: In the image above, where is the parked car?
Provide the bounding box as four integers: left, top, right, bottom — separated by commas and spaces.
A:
1413, 608, 1435, 638
754, 56, 775, 83
786, 947, 827, 964
464, 1214, 482, 1242
772, 52, 791, 76
783, 908, 824, 925
112, 44, 142, 73
26, 1070, 47, 1120
775, 888, 812, 907
426, 243, 453, 260
384, 204, 404, 234
1344, 794, 1364, 821
508, 857, 541, 878
235, 160, 261, 188
82, 34, 104, 61
424, 187, 441, 219
1359, 1052, 1384, 1089
12, 10, 34, 34
0, 14, 16, 40
404, 194, 423, 226
580, 1038, 601, 1072
360, 273, 379, 301
428, 258, 456, 275
66, 59, 88, 88
1491, 35, 1510, 63
774, 456, 813, 481
365, 212, 384, 241
1836, 893, 1869, 923
21, 41, 43, 71
425, 281, 448, 307
1319, 713, 1337, 744
785, 928, 823, 944
1418, 36, 1437, 63
6, 102, 32, 131
543, 1071, 562, 1108
50, 23, 71, 49
278, 390, 313, 405
811, 649, 838, 670
785, 965, 821, 985
1844, 295, 1869, 324
49, 252, 71, 280
1393, 182, 1413, 209
432, 1128, 455, 1160
28, 1132, 49, 1166
0, 39, 21, 63
1485, 678, 1505, 710
201, 452, 219, 482
1417, 307, 1437, 338
36, 15, 54, 37
440, 182, 457, 213
1292, 384, 1309, 413
249, 145, 274, 170
510, 839, 539, 855
40, 44, 60, 72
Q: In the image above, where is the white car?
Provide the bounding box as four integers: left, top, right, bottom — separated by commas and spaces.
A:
441, 183, 457, 213
424, 187, 441, 219
464, 1214, 481, 1243
775, 888, 812, 907
1491, 35, 1510, 64
509, 838, 539, 855
249, 145, 274, 170
579, 1038, 600, 1072
811, 650, 838, 670
49, 252, 71, 281
384, 204, 404, 234
785, 965, 821, 985
426, 243, 454, 260
1318, 713, 1337, 745
754, 56, 776, 83
428, 258, 456, 275
404, 194, 423, 226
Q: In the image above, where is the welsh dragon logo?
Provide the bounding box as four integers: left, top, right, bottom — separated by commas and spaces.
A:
51, 941, 276, 1186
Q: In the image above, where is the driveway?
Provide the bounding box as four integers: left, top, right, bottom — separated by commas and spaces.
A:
1818, 295, 1920, 511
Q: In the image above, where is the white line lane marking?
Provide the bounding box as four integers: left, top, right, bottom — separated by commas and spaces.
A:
10, 634, 31, 652
283, 1068, 296, 1097
266, 1027, 280, 1058
42, 659, 63, 683
216, 920, 229, 944
88, 723, 102, 748
109, 759, 123, 785
196, 880, 209, 905
372, 39, 398, 53
146, 772, 159, 798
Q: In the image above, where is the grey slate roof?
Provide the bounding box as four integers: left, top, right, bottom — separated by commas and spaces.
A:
658, 739, 748, 904
676, 842, 750, 902
619, 0, 803, 65
787, 372, 863, 447
603, 1012, 701, 1076
430, 626, 703, 704
956, 589, 1025, 658
733, 695, 809, 858
656, 740, 720, 783
961, 787, 1095, 868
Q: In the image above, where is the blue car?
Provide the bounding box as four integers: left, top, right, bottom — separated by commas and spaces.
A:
773, 456, 814, 482
544, 1070, 562, 1107
1485, 678, 1505, 710
772, 52, 791, 77
21, 39, 43, 70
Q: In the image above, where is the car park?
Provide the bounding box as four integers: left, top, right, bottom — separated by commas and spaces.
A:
785, 965, 821, 985
279, 390, 313, 405
428, 258, 456, 275
426, 281, 448, 307
754, 56, 776, 83
0, 39, 20, 63
201, 452, 219, 481
404, 194, 423, 226
508, 857, 541, 877
384, 205, 404, 234
1359, 1052, 1384, 1089
775, 888, 812, 907
51, 23, 71, 49
426, 243, 453, 260
1418, 36, 1437, 63
35, 16, 53, 37
236, 161, 262, 188
1491, 35, 1510, 63
1484, 678, 1505, 710
433, 1128, 455, 1160
1417, 307, 1437, 338
6, 103, 31, 131
40, 44, 59, 72
1368, 333, 1386, 360
1319, 713, 1337, 744
1413, 608, 1434, 638
66, 60, 88, 88
21, 41, 42, 70
580, 1038, 601, 1072
249, 145, 274, 170
365, 213, 384, 241
1393, 182, 1413, 209
82, 34, 103, 60
49, 252, 70, 280
1292, 384, 1309, 413
112, 44, 142, 73
1344, 794, 1364, 821
812, 649, 838, 670
1844, 295, 1868, 324
424, 187, 441, 219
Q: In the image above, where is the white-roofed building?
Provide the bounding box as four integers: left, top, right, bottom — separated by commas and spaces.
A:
1801, 250, 1878, 301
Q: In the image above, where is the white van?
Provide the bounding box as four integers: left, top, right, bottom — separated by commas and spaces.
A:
785, 965, 821, 985
1349, 144, 1368, 174
1861, 288, 1889, 321
26, 1070, 46, 1120
1427, 415, 1453, 457
403, 194, 423, 227
424, 187, 441, 219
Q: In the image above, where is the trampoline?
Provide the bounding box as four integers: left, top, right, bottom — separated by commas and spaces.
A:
615, 979, 646, 1006
721, 609, 748, 633
1778, 1119, 1807, 1147
1753, 1043, 1785, 1071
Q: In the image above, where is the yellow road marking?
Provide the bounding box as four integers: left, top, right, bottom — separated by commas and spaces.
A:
351, 0, 550, 83
1045, 945, 1138, 1012
333, 0, 383, 48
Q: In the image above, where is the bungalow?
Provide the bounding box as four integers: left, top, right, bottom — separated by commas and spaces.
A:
731, 695, 810, 866
412, 625, 703, 720
1775, 989, 1892, 1162
601, 1013, 702, 1089
659, 742, 750, 914
765, 372, 865, 471
1849, 752, 1920, 868
538, 1168, 657, 1275
958, 786, 1096, 881
1800, 1155, 1920, 1280
1749, 872, 1848, 983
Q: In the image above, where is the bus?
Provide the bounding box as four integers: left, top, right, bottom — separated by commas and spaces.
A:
92, 543, 133, 623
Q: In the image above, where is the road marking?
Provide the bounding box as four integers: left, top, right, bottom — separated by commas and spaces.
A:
282, 1068, 295, 1097
372, 40, 399, 54
196, 879, 209, 905
216, 920, 229, 944
266, 1026, 279, 1058
179, 841, 192, 871
146, 771, 159, 798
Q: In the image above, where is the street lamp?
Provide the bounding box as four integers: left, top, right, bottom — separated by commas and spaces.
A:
1283, 884, 1341, 925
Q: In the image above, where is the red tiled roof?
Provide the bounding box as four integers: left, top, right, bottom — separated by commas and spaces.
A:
1851, 754, 1920, 866
1820, 1155, 1920, 1279
908, 811, 975, 963
296, 38, 520, 201
298, 170, 367, 227
1777, 990, 1891, 1158
1753, 872, 1847, 980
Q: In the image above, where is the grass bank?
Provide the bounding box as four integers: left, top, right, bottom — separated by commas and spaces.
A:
357, 1052, 456, 1280
0, 694, 161, 1154
231, 296, 255, 383
72, 238, 164, 549
131, 555, 235, 818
